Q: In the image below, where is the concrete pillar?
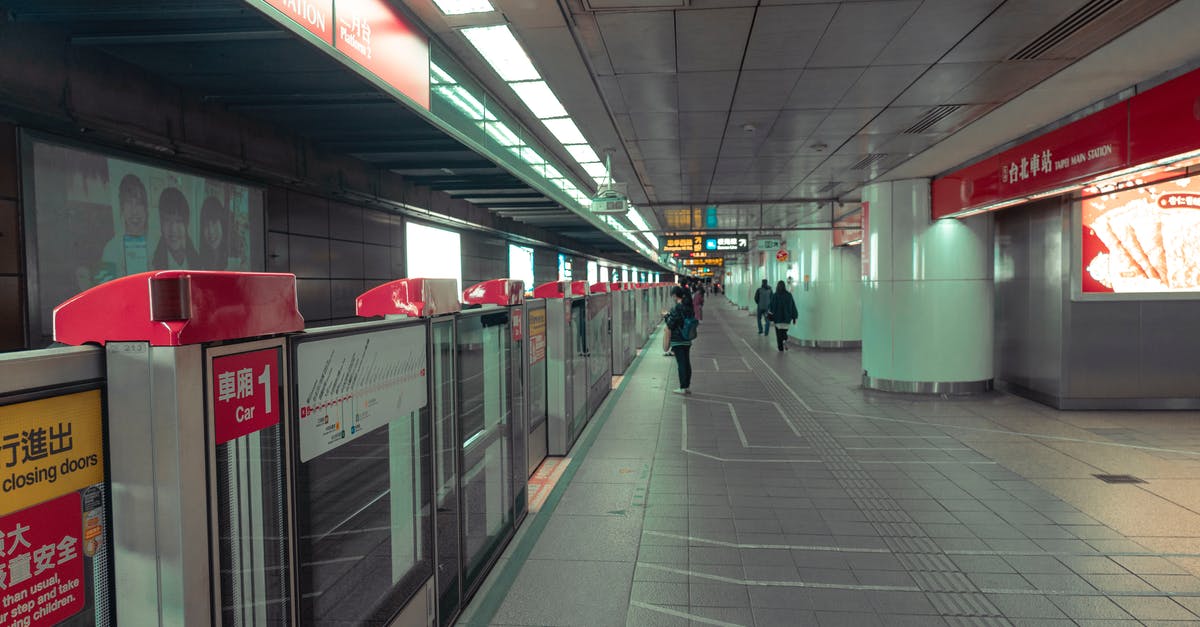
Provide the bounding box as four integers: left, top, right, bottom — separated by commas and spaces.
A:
861, 179, 993, 393
789, 230, 862, 348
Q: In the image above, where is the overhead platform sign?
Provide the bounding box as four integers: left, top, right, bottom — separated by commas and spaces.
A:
254, 0, 431, 110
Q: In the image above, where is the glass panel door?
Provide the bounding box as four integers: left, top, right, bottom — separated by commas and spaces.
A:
456, 311, 514, 592
430, 320, 460, 626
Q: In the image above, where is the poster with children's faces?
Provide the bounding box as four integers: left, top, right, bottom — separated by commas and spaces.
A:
26, 139, 264, 343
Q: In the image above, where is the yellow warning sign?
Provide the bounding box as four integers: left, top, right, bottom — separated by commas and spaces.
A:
0, 390, 105, 516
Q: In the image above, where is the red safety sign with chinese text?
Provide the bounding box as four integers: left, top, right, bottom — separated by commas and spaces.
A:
212, 349, 281, 446
0, 492, 85, 626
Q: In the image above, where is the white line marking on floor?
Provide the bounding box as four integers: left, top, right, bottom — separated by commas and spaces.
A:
712, 357, 720, 371
630, 601, 745, 627
640, 563, 921, 592
643, 530, 890, 553
683, 396, 810, 449
842, 447, 972, 451
811, 409, 1200, 457
739, 336, 1200, 457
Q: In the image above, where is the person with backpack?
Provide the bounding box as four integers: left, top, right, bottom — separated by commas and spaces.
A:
663, 285, 696, 394
754, 279, 773, 335
768, 280, 798, 352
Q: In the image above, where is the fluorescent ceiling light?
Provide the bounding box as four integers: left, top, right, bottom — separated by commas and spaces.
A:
581, 162, 608, 184
625, 206, 651, 232
542, 117, 586, 145
643, 232, 660, 249
565, 144, 600, 165
509, 81, 567, 118
461, 26, 540, 82
434, 0, 495, 15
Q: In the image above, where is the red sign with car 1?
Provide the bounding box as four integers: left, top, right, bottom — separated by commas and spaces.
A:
0, 492, 85, 627
212, 348, 281, 445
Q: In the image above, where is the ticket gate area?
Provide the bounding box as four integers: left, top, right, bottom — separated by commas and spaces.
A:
0, 271, 669, 627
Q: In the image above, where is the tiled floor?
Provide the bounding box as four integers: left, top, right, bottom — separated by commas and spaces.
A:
459, 298, 1200, 626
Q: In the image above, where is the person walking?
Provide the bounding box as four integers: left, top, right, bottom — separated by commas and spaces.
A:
768, 280, 797, 352
692, 282, 705, 321
663, 285, 695, 394
754, 279, 773, 336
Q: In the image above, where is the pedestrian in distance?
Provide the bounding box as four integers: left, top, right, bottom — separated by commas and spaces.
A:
768, 280, 798, 352
692, 281, 705, 321
663, 285, 695, 394
754, 279, 773, 336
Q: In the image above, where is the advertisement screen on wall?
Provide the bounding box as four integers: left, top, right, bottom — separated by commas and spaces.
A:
1081, 176, 1200, 296
24, 136, 265, 344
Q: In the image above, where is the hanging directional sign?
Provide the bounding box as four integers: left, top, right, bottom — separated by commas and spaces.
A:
703, 235, 749, 252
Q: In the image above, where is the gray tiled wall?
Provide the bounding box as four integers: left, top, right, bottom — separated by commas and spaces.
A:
268, 188, 404, 327
0, 123, 22, 350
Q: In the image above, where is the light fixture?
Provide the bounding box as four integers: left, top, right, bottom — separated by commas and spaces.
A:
581, 162, 608, 182
461, 26, 540, 82
509, 80, 567, 118
564, 144, 600, 165
542, 117, 587, 145
433, 0, 495, 15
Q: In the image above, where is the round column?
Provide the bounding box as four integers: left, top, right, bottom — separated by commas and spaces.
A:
789, 229, 862, 348
861, 179, 993, 393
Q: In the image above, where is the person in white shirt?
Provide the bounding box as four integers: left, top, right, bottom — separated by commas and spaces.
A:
97, 174, 149, 282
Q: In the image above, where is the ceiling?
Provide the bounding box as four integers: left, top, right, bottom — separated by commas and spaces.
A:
0, 0, 659, 265
407, 0, 1182, 233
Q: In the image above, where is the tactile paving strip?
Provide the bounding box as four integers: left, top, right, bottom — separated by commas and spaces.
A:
737, 340, 1004, 619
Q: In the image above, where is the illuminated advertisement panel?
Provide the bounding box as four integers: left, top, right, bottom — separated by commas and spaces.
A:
1081, 176, 1200, 295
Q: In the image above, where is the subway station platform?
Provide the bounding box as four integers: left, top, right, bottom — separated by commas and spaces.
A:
458, 299, 1200, 627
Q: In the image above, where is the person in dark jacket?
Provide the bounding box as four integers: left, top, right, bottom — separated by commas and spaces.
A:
754, 279, 773, 335
663, 285, 695, 394
768, 280, 797, 352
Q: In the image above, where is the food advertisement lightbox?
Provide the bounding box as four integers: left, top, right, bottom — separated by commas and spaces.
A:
1081, 176, 1200, 296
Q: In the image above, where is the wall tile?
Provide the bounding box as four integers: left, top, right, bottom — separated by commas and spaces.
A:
288, 234, 330, 278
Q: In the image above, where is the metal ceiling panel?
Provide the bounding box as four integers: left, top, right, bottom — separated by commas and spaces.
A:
676, 8, 755, 72
616, 73, 678, 112
892, 62, 994, 107
680, 137, 723, 157
942, 0, 1092, 63
742, 4, 836, 70
783, 67, 865, 109
596, 10, 676, 74
642, 159, 682, 176
731, 69, 803, 111
838, 64, 928, 108
812, 107, 882, 141
859, 106, 931, 135
678, 71, 738, 112
718, 137, 764, 158
806, 1, 922, 68
876, 0, 1002, 65
678, 112, 729, 138
768, 109, 830, 141
636, 139, 681, 159
631, 112, 680, 139
950, 60, 1071, 104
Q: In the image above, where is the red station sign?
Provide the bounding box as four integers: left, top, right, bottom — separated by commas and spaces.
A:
211, 348, 282, 445
934, 67, 1200, 219
262, 0, 334, 44
0, 493, 86, 627
252, 0, 430, 110
334, 0, 431, 110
